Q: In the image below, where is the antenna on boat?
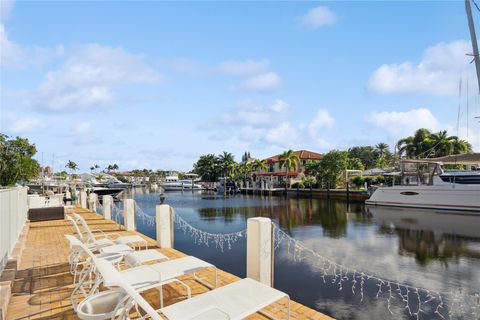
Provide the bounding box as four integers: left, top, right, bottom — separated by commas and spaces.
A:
465, 0, 480, 93
457, 77, 462, 137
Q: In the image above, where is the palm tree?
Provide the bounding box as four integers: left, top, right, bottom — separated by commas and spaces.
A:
425, 130, 457, 157
375, 143, 389, 157
105, 165, 112, 173
238, 161, 252, 185
453, 139, 472, 154
252, 159, 267, 172
65, 160, 79, 177
90, 166, 95, 172
218, 151, 235, 177
397, 128, 472, 159
279, 150, 300, 189
112, 164, 119, 172
397, 128, 432, 158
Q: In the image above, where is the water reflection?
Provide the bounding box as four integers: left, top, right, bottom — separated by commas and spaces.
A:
128, 189, 480, 319
370, 206, 480, 267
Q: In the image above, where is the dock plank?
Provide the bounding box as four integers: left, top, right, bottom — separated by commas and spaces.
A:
6, 206, 333, 320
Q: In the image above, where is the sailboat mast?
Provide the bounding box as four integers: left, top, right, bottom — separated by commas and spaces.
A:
466, 0, 480, 94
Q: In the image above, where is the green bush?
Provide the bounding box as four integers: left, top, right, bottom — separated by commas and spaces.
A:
291, 182, 305, 189
352, 176, 364, 187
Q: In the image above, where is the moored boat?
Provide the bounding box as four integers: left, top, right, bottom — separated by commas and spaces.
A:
366, 155, 480, 213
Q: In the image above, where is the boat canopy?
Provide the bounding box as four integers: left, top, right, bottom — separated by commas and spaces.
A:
413, 153, 480, 165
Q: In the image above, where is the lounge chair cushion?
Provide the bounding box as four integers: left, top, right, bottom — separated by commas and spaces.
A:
124, 249, 169, 267
160, 278, 287, 320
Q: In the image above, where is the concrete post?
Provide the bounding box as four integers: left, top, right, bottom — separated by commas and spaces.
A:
246, 217, 273, 286
102, 195, 113, 220
123, 199, 136, 231
80, 191, 87, 208
156, 204, 173, 248
88, 193, 97, 213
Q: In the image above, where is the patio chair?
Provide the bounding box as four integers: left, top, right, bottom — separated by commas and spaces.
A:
71, 243, 216, 311
78, 258, 290, 320
73, 212, 150, 250
66, 215, 116, 251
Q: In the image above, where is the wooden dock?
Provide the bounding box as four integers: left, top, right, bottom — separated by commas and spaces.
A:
4, 206, 334, 320
241, 187, 369, 202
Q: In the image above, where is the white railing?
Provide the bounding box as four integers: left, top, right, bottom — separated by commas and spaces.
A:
0, 187, 28, 274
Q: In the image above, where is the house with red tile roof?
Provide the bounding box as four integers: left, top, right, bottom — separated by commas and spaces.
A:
251, 150, 323, 187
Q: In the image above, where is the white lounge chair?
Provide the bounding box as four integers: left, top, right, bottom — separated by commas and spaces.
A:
73, 213, 149, 250
66, 215, 114, 251
78, 258, 290, 320
68, 236, 215, 309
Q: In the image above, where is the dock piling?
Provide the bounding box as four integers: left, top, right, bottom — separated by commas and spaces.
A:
88, 193, 97, 213
102, 195, 113, 220
156, 204, 173, 248
123, 199, 136, 231
247, 217, 274, 287
80, 191, 87, 209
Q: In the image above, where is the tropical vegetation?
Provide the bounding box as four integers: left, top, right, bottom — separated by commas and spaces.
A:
397, 128, 472, 158
305, 150, 364, 189
278, 150, 300, 188
0, 134, 41, 186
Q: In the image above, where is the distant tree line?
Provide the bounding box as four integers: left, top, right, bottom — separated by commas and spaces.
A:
2, 128, 472, 187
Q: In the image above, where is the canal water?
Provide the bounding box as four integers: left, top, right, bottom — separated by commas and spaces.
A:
118, 188, 480, 320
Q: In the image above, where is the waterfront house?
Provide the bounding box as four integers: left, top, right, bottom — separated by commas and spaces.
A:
252, 150, 323, 188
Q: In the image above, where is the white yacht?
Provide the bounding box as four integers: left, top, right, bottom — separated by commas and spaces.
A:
159, 175, 204, 191
366, 155, 480, 214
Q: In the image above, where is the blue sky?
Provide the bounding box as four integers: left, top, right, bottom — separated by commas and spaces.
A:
1, 1, 480, 172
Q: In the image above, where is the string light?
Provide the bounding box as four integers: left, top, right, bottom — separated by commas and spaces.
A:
173, 213, 246, 251
131, 202, 246, 251
272, 224, 480, 319
109, 199, 480, 319
134, 202, 156, 226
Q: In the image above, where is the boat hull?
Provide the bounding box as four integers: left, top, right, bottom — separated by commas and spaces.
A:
365, 185, 480, 213
92, 188, 124, 197
160, 183, 204, 191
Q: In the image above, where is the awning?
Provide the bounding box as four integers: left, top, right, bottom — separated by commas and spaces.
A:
426, 153, 480, 164
253, 172, 299, 177
403, 153, 480, 165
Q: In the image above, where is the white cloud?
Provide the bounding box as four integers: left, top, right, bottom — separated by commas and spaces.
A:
0, 24, 64, 68
32, 43, 161, 111
72, 121, 94, 144
457, 125, 480, 152
270, 99, 289, 112
265, 122, 299, 147
368, 40, 471, 95
208, 99, 336, 150
0, 1, 14, 20
7, 116, 44, 134
218, 59, 270, 76
299, 6, 337, 30
366, 108, 480, 151
220, 99, 289, 128
243, 72, 281, 92
0, 24, 23, 66
366, 108, 441, 138
308, 109, 335, 137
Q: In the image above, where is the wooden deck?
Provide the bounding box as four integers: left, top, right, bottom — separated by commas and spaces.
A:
5, 207, 333, 320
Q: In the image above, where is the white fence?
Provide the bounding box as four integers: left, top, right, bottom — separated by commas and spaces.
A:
0, 187, 28, 274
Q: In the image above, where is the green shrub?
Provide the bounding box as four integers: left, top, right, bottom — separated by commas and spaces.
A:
291, 182, 305, 189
